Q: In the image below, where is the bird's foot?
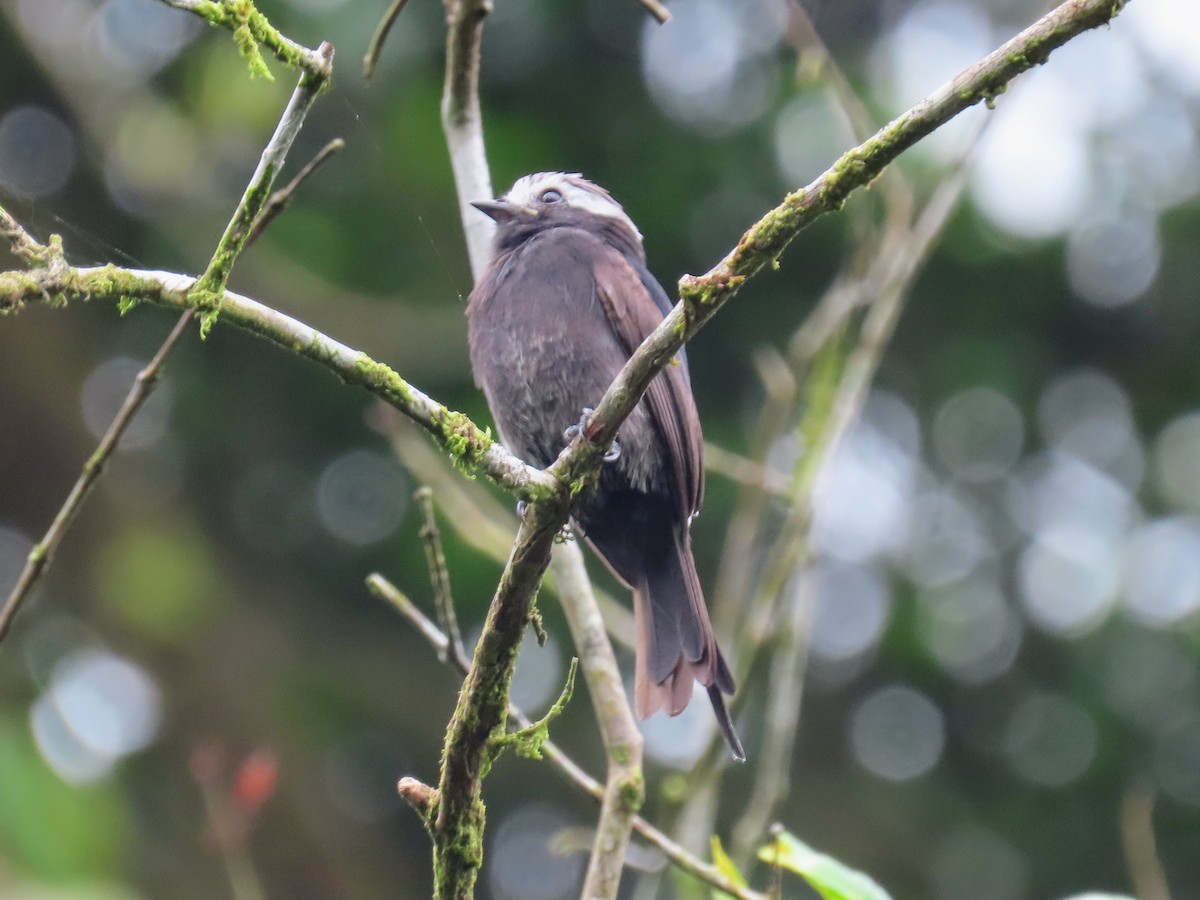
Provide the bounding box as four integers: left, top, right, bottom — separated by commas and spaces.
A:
563, 407, 620, 463
553, 525, 576, 544
562, 407, 594, 443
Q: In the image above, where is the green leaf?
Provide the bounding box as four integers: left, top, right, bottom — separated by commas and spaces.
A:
710, 836, 749, 896
757, 829, 892, 900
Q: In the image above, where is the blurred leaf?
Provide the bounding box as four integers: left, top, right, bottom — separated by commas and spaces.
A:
757, 829, 892, 900
709, 835, 748, 895
0, 717, 128, 878
95, 518, 225, 643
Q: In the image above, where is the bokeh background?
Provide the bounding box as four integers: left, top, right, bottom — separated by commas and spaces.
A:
1, 0, 1199, 897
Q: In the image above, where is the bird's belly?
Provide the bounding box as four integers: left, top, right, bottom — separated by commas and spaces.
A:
479, 329, 662, 490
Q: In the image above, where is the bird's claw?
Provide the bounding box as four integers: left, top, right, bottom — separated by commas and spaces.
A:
563, 407, 595, 443
516, 500, 528, 519
563, 408, 620, 464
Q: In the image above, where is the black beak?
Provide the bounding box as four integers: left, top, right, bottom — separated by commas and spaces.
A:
471, 199, 517, 222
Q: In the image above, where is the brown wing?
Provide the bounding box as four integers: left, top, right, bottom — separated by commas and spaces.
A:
592, 244, 704, 518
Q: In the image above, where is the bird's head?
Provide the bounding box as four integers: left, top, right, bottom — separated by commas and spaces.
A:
472, 173, 643, 251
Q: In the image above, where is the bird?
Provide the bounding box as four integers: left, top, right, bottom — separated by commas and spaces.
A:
466, 172, 744, 761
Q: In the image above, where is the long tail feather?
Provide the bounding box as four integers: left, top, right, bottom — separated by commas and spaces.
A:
707, 685, 745, 762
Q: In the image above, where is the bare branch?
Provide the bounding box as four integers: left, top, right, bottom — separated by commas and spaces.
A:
0, 311, 192, 643
245, 137, 345, 247
549, 544, 643, 899
363, 0, 413, 80
783, 0, 913, 225
712, 347, 797, 638
415, 486, 466, 665
441, 0, 495, 280
730, 163, 974, 860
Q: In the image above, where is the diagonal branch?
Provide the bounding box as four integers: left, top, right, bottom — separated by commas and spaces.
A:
0, 311, 192, 643
363, 0, 413, 80
429, 502, 566, 898
245, 137, 345, 247
415, 486, 466, 665
0, 260, 555, 502
187, 42, 335, 337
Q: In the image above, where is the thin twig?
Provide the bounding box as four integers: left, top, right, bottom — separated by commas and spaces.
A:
0, 311, 192, 643
198, 782, 269, 900
415, 486, 465, 664
1120, 787, 1172, 900
549, 545, 644, 899
784, 0, 913, 225
245, 138, 345, 247
363, 0, 413, 80
366, 574, 765, 900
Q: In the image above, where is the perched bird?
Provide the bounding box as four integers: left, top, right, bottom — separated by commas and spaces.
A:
467, 173, 744, 761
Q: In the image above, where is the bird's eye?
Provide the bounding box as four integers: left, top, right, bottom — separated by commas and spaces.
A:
540, 189, 563, 204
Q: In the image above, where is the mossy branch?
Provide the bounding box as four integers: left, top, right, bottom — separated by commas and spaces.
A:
0, 261, 555, 502
367, 573, 762, 900
159, 0, 332, 80
487, 657, 577, 764
188, 41, 334, 338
